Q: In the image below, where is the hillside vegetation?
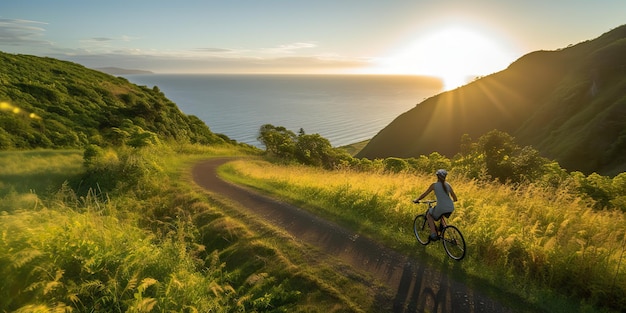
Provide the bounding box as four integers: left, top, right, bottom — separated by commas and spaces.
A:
222, 158, 626, 312
357, 24, 626, 176
0, 52, 229, 149
1, 146, 385, 312
252, 122, 625, 311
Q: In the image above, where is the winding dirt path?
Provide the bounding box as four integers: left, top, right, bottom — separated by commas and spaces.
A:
192, 158, 517, 313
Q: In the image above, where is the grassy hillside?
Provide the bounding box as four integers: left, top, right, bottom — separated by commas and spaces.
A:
357, 24, 626, 176
1, 147, 383, 312
0, 52, 229, 149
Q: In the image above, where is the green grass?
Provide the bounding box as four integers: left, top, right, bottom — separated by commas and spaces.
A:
0, 146, 382, 312
339, 139, 370, 156
0, 150, 83, 197
219, 159, 626, 313
4, 146, 624, 312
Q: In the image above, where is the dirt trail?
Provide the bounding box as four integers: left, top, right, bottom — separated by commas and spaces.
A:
192, 158, 516, 313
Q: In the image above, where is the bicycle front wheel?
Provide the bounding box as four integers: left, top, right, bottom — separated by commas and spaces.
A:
413, 214, 430, 245
441, 226, 466, 260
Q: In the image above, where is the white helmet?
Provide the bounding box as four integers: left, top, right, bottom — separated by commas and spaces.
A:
436, 169, 448, 178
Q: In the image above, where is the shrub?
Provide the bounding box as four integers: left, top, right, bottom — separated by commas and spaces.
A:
383, 157, 409, 173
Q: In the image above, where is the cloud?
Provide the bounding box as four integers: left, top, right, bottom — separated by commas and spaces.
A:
0, 21, 366, 74
90, 37, 114, 42
121, 35, 139, 42
0, 18, 51, 47
192, 47, 235, 53
54, 51, 370, 74
263, 42, 317, 54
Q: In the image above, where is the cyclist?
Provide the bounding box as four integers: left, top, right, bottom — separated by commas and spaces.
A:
413, 169, 458, 241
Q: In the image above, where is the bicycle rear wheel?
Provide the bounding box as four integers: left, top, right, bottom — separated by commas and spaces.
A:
413, 214, 430, 245
441, 226, 466, 260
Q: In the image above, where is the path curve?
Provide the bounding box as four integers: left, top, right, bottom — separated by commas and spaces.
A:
192, 158, 515, 313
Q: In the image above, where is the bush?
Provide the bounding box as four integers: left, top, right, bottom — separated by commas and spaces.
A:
453, 130, 548, 184
258, 124, 353, 169
81, 145, 162, 194
383, 157, 409, 173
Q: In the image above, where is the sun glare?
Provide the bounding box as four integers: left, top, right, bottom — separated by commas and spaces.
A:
372, 25, 515, 90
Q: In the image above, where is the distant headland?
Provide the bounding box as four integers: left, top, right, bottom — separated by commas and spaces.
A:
94, 67, 153, 75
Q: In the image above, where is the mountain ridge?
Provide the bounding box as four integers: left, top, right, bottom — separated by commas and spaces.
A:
356, 24, 626, 176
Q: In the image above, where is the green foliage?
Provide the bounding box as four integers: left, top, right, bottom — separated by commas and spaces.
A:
258, 124, 297, 159
259, 125, 625, 213
574, 171, 626, 211
257, 124, 351, 169
0, 51, 230, 150
611, 173, 626, 209
79, 145, 172, 199
456, 130, 550, 184
406, 152, 452, 175
382, 157, 408, 173
343, 157, 384, 172
295, 129, 333, 167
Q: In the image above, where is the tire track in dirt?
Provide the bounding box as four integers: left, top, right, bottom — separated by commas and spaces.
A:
192, 158, 517, 313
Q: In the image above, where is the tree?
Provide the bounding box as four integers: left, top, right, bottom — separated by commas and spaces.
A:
513, 146, 547, 182
258, 125, 353, 169
610, 172, 626, 211
295, 131, 333, 167
479, 130, 516, 182
455, 130, 548, 183
257, 124, 296, 159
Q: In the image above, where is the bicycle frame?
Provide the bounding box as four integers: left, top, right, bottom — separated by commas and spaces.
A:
413, 199, 466, 260
427, 210, 451, 233
421, 200, 449, 234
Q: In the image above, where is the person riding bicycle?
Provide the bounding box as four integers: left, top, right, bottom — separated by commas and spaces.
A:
413, 169, 458, 241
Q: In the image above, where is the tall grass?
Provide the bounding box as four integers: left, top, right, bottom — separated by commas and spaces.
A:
0, 150, 83, 199
220, 159, 626, 312
0, 148, 238, 311
0, 146, 377, 312
0, 203, 233, 312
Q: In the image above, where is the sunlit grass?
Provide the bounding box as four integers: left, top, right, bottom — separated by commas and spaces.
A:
220, 159, 626, 312
0, 146, 376, 312
0, 150, 83, 197
338, 139, 370, 156
0, 202, 236, 312
4, 146, 623, 311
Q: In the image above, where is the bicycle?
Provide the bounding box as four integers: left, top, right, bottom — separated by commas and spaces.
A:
413, 200, 466, 260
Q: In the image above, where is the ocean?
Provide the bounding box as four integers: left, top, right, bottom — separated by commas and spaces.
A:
123, 74, 443, 147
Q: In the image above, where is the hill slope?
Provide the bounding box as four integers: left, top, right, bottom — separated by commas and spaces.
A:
0, 52, 227, 149
357, 24, 626, 176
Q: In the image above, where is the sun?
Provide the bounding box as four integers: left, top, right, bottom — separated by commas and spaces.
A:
371, 25, 516, 90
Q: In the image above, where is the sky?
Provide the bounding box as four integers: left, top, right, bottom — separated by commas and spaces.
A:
1, 0, 625, 89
